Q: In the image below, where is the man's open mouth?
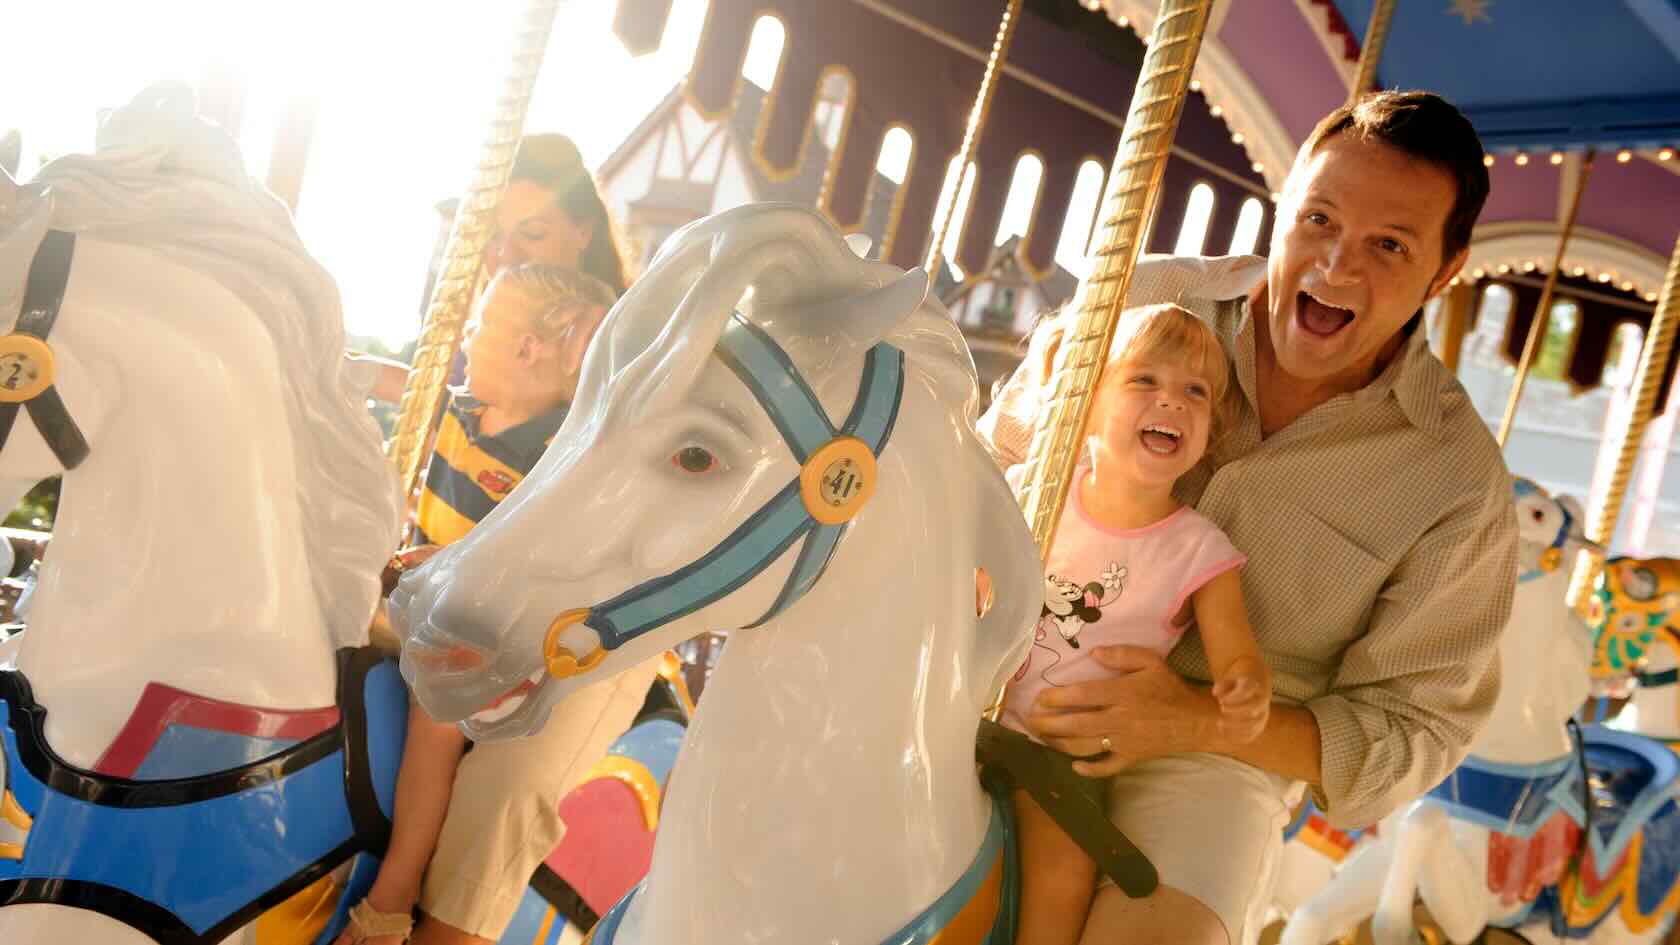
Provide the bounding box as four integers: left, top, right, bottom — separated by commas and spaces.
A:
1297, 289, 1356, 337
1140, 423, 1182, 455
470, 668, 548, 725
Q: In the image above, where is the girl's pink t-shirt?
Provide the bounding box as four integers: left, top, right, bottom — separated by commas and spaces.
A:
1001, 469, 1246, 736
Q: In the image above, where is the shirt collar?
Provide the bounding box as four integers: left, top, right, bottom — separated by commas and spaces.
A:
1226, 298, 1446, 439
449, 394, 570, 455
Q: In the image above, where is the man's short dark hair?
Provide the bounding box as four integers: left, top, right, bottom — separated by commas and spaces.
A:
1302, 90, 1490, 268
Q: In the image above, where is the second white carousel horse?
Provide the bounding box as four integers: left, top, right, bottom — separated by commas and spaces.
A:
0, 86, 404, 944
391, 202, 1052, 945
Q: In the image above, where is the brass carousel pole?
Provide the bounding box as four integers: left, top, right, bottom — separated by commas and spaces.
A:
925, 0, 1023, 276
387, 0, 565, 501
1348, 0, 1395, 102
1567, 233, 1680, 610
1011, 0, 1214, 566
985, 0, 1212, 730
1496, 150, 1596, 448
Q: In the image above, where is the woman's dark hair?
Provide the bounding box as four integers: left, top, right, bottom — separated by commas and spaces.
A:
510, 134, 636, 296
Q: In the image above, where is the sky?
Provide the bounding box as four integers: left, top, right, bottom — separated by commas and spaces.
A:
1, 0, 1174, 349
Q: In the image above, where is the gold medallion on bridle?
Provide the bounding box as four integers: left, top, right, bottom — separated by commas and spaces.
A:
0, 335, 55, 404
800, 436, 877, 525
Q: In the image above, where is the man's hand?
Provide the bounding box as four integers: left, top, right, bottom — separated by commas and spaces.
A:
1026, 645, 1222, 777
1213, 656, 1270, 744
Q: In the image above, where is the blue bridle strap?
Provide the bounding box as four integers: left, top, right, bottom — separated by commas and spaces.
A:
583, 314, 903, 650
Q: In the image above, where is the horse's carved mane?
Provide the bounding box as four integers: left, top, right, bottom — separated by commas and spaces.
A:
1, 84, 400, 647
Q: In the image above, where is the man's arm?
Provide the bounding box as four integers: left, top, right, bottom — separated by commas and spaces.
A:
1297, 481, 1515, 827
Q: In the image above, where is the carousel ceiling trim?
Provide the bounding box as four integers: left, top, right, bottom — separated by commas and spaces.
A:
1462, 221, 1670, 304
1290, 0, 1358, 90
849, 0, 1272, 198
1097, 0, 1299, 192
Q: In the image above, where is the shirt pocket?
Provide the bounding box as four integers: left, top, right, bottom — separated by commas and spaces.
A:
1244, 502, 1394, 667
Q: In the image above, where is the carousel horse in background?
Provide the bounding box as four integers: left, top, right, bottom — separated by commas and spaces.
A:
0, 84, 405, 945
1282, 477, 1680, 945
0, 85, 689, 945
1585, 556, 1680, 747
391, 203, 1048, 945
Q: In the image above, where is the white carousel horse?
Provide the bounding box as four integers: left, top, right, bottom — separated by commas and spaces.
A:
1282, 478, 1680, 945
0, 87, 403, 944
0, 86, 696, 945
391, 202, 1048, 944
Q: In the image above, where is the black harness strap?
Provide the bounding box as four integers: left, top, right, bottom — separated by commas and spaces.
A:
0, 230, 89, 469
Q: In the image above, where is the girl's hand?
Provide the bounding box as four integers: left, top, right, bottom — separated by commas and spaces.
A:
1212, 658, 1270, 744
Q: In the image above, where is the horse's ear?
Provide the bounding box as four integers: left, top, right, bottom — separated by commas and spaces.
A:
789, 268, 930, 351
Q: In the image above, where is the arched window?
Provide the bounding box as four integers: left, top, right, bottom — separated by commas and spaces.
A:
742, 15, 786, 91
876, 126, 913, 185
995, 152, 1044, 246
1468, 283, 1514, 370
931, 156, 978, 278
1055, 159, 1105, 280
1607, 322, 1646, 388
1532, 299, 1580, 382
812, 70, 853, 153
1226, 197, 1265, 256
1172, 183, 1216, 257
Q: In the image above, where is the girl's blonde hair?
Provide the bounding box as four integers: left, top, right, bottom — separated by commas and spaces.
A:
490, 263, 619, 344
1101, 303, 1236, 434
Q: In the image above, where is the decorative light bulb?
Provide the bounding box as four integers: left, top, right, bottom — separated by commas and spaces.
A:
1515, 153, 1530, 166
1618, 151, 1633, 163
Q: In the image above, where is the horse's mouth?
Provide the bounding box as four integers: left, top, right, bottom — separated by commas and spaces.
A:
469, 668, 548, 725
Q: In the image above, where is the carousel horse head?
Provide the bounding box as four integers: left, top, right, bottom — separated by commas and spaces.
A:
0, 81, 400, 656
1586, 556, 1680, 681
1468, 477, 1598, 759
1512, 476, 1596, 580
393, 202, 1043, 741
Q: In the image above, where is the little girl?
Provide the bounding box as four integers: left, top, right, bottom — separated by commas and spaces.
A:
1001, 303, 1272, 945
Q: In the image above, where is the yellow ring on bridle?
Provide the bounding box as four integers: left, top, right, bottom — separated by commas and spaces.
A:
544, 608, 606, 680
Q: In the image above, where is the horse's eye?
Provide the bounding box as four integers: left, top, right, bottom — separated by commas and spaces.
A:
672, 446, 717, 474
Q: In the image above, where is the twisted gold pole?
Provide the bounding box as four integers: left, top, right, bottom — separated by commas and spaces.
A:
1014, 0, 1213, 559
1348, 0, 1395, 102
388, 0, 565, 501
924, 0, 1022, 276
1497, 150, 1595, 449
1567, 233, 1680, 611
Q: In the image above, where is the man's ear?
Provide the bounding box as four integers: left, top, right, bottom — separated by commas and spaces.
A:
1427, 247, 1470, 301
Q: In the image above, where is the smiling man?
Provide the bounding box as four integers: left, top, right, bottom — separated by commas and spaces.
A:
981, 91, 1518, 945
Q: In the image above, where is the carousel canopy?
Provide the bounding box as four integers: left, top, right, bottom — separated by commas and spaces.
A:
1325, 0, 1680, 153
